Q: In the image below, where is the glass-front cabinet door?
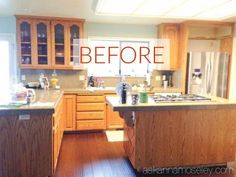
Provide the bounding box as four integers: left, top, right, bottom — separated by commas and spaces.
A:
17, 19, 33, 67
68, 23, 82, 66
35, 20, 51, 67
51, 22, 67, 68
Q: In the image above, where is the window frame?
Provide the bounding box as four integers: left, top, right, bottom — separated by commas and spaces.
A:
87, 36, 153, 77
0, 33, 17, 82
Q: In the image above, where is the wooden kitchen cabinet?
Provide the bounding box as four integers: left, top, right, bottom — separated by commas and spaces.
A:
17, 18, 34, 68
53, 96, 64, 170
51, 21, 68, 68
63, 94, 76, 131
68, 22, 84, 66
76, 95, 106, 130
16, 16, 84, 69
34, 20, 51, 68
158, 23, 179, 70
106, 104, 124, 129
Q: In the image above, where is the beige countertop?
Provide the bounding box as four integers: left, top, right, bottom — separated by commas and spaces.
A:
0, 86, 182, 115
63, 87, 182, 95
0, 90, 63, 115
106, 96, 236, 112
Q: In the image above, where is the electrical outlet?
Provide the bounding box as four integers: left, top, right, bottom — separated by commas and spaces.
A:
19, 114, 30, 120
21, 75, 26, 81
79, 75, 85, 81
155, 76, 161, 81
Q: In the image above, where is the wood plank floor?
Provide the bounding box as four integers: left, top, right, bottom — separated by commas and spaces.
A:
54, 132, 236, 177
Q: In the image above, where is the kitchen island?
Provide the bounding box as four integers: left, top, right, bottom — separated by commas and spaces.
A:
106, 96, 236, 171
0, 90, 64, 177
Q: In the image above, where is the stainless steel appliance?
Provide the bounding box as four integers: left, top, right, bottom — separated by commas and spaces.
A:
153, 94, 211, 103
186, 52, 229, 98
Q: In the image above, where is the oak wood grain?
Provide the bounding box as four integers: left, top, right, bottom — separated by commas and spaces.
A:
63, 95, 76, 131
0, 113, 52, 177
158, 23, 179, 70
106, 104, 124, 129
122, 108, 236, 170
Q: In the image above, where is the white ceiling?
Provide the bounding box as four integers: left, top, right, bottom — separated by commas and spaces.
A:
0, 0, 234, 25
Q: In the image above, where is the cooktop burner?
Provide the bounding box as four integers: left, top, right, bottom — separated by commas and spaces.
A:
152, 94, 211, 103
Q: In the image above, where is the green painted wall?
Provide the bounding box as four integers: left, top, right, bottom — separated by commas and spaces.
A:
0, 16, 157, 38
84, 22, 157, 38
0, 16, 16, 33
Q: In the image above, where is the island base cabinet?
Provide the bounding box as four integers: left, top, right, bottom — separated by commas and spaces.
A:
123, 123, 136, 167
0, 113, 53, 177
123, 108, 236, 170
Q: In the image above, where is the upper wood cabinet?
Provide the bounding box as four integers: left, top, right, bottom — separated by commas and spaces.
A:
51, 21, 68, 68
68, 22, 83, 66
158, 23, 179, 70
17, 19, 34, 68
35, 20, 51, 68
16, 16, 85, 69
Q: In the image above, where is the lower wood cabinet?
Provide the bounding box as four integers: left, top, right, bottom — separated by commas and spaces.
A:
63, 95, 76, 131
76, 95, 106, 130
53, 96, 64, 171
106, 103, 124, 129
0, 112, 53, 177
62, 93, 124, 131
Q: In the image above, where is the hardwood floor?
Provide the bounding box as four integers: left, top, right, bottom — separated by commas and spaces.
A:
55, 133, 236, 177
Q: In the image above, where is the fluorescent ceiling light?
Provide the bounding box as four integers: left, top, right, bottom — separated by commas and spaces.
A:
96, 0, 144, 15
95, 0, 236, 20
197, 0, 236, 19
134, 0, 185, 16
166, 0, 229, 17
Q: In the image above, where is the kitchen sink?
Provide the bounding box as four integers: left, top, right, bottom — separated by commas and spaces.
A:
86, 87, 116, 92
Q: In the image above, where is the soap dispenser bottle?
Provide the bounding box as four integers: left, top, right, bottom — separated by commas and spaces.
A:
121, 83, 127, 104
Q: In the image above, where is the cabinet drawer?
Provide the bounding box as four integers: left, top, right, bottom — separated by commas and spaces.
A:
77, 95, 104, 103
77, 112, 104, 120
77, 103, 104, 111
76, 120, 105, 130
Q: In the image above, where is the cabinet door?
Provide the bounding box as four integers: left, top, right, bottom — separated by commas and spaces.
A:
106, 104, 124, 129
34, 20, 51, 68
63, 95, 76, 131
51, 21, 68, 68
53, 126, 58, 170
17, 19, 34, 67
68, 23, 83, 66
159, 24, 179, 70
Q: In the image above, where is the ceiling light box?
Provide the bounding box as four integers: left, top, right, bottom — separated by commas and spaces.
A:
95, 0, 236, 20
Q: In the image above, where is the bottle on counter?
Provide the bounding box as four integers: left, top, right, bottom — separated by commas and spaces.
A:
51, 70, 60, 89
88, 76, 95, 87
121, 83, 127, 104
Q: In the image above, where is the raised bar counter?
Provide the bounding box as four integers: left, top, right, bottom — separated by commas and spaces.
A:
106, 95, 236, 171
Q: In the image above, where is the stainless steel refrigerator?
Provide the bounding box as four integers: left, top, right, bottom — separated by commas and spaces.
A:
186, 52, 229, 98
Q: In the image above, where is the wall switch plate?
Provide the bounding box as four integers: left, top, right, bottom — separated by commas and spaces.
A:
79, 75, 85, 81
155, 76, 161, 81
21, 75, 26, 81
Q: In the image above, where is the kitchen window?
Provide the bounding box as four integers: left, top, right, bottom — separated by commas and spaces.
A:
0, 34, 16, 102
87, 37, 152, 77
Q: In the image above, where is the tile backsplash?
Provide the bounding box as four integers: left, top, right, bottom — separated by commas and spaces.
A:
20, 69, 87, 89
20, 69, 181, 89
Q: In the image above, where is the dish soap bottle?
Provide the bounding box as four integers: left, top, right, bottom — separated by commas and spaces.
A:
51, 70, 59, 89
